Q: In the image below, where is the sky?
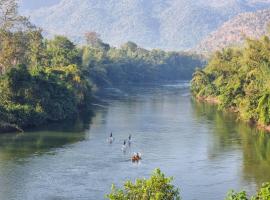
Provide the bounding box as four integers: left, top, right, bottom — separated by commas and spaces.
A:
19, 0, 60, 10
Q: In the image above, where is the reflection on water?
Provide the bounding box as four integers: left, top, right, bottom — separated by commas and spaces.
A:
0, 82, 270, 200
191, 99, 270, 187
0, 116, 92, 160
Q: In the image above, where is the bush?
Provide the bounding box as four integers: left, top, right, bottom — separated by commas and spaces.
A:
106, 169, 181, 200
225, 183, 270, 200
225, 191, 249, 200
253, 183, 270, 200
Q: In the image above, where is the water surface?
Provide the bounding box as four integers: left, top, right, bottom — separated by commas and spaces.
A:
0, 82, 270, 200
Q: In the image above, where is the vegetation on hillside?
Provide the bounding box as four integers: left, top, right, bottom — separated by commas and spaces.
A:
24, 0, 270, 50
196, 9, 270, 55
191, 34, 270, 129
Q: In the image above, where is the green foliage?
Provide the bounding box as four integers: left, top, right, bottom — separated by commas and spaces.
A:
0, 64, 91, 129
106, 171, 270, 200
253, 183, 270, 200
191, 35, 270, 127
82, 43, 203, 87
225, 191, 249, 200
106, 169, 181, 200
257, 94, 270, 125
0, 2, 202, 132
46, 36, 81, 67
225, 183, 270, 200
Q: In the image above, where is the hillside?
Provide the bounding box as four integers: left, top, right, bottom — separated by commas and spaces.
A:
196, 9, 270, 54
20, 0, 270, 50
19, 0, 60, 10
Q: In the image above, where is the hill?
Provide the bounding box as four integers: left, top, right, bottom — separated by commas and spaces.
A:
19, 0, 60, 11
19, 0, 270, 50
196, 9, 270, 54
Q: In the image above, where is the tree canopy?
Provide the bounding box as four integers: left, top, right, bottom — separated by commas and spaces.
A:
191, 35, 270, 128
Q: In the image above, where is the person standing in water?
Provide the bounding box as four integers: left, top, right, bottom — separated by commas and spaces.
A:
107, 132, 114, 144
122, 140, 127, 152
128, 134, 132, 146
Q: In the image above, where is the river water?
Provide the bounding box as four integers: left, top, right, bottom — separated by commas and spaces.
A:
0, 82, 270, 200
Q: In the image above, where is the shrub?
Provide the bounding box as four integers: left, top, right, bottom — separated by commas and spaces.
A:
106, 169, 181, 200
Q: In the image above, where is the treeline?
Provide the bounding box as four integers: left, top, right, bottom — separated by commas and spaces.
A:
191, 35, 270, 129
0, 1, 202, 132
81, 36, 203, 86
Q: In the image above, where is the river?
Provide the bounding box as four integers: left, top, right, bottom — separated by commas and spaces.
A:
0, 82, 270, 200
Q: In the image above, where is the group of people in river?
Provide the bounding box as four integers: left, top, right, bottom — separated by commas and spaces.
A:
107, 132, 142, 162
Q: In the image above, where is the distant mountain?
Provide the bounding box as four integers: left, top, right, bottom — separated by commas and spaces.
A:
19, 0, 60, 11
195, 9, 270, 54
19, 0, 270, 50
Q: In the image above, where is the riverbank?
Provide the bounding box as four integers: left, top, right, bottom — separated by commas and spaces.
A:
0, 122, 24, 133
195, 95, 270, 133
191, 34, 270, 134
196, 95, 220, 104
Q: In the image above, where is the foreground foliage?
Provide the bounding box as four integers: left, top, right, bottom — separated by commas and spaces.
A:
106, 169, 181, 200
106, 169, 270, 200
225, 183, 270, 200
191, 35, 270, 128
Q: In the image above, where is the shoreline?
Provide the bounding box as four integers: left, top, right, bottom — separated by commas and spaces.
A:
196, 95, 220, 104
0, 122, 24, 134
195, 95, 270, 133
258, 123, 270, 132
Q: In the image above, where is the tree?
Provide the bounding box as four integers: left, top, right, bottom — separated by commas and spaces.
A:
0, 0, 37, 74
85, 31, 101, 47
106, 169, 181, 200
46, 36, 81, 67
27, 29, 46, 69
0, 0, 33, 31
0, 30, 29, 73
191, 34, 270, 127
84, 31, 110, 51
121, 41, 138, 52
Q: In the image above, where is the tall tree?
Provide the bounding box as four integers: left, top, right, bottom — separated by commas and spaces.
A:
46, 36, 81, 67
0, 0, 33, 31
0, 0, 37, 74
84, 31, 101, 47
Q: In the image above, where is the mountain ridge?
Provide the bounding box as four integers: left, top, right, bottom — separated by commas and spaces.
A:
195, 8, 270, 54
20, 0, 270, 50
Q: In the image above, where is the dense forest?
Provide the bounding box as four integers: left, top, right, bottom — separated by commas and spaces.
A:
191, 34, 270, 130
0, 1, 202, 132
82, 35, 203, 86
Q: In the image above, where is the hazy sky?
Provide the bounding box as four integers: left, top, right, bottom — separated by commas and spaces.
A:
19, 0, 60, 10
